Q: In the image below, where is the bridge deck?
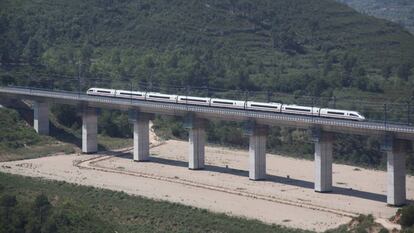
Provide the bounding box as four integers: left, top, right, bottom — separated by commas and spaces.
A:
1, 86, 413, 140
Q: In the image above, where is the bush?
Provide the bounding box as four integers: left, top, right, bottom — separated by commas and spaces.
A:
0, 191, 116, 233
0, 108, 42, 149
51, 104, 81, 129
98, 110, 132, 138
401, 205, 414, 228
0, 194, 17, 208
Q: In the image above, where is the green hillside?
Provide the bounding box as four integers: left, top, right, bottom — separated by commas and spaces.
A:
0, 108, 43, 150
1, 0, 414, 99
1, 2, 414, 231
0, 0, 414, 172
337, 0, 414, 34
0, 107, 132, 161
0, 108, 70, 161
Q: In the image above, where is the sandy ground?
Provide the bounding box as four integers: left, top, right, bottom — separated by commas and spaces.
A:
0, 129, 411, 231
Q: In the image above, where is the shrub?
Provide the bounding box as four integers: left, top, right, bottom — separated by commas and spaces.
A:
0, 194, 17, 208
401, 205, 414, 228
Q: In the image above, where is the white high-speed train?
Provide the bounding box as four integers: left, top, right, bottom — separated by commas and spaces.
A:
86, 88, 366, 121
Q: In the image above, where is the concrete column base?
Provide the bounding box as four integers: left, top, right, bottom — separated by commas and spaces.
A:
82, 108, 98, 154
387, 139, 410, 206
133, 114, 150, 162
314, 131, 334, 193
249, 125, 268, 180
189, 118, 206, 170
33, 102, 49, 135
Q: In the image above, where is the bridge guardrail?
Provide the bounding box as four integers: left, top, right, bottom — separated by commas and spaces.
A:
1, 86, 414, 137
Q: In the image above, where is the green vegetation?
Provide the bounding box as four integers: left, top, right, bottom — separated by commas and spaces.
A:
0, 0, 414, 171
0, 108, 43, 150
0, 107, 131, 161
1, 0, 414, 97
326, 214, 389, 233
50, 105, 133, 149
0, 172, 311, 233
1, 172, 405, 232
337, 0, 414, 34
1, 1, 414, 231
0, 108, 73, 161
154, 115, 412, 173
400, 205, 414, 232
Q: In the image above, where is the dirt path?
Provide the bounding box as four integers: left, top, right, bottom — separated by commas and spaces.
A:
77, 154, 357, 218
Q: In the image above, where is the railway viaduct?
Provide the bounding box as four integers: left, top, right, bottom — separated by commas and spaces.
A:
1, 86, 413, 206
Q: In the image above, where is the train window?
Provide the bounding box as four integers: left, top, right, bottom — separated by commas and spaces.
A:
149, 95, 170, 99
350, 113, 358, 117
181, 98, 207, 103
97, 90, 111, 93
251, 104, 278, 109
327, 111, 344, 115
213, 101, 233, 105
120, 93, 143, 97
285, 107, 311, 112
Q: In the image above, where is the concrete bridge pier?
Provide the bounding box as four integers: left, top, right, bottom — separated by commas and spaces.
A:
249, 125, 268, 180
386, 139, 411, 206
33, 101, 49, 135
132, 113, 152, 162
82, 107, 98, 154
313, 130, 334, 193
188, 117, 206, 170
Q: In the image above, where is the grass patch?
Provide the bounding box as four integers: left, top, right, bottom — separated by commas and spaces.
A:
0, 143, 75, 162
49, 110, 132, 151
0, 172, 311, 233
326, 214, 388, 233
97, 135, 132, 150
0, 107, 132, 162
0, 108, 76, 161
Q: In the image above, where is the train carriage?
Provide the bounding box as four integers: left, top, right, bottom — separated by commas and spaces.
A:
177, 95, 210, 106
246, 101, 282, 112
210, 98, 245, 109
145, 92, 178, 103
281, 104, 320, 116
319, 108, 365, 121
115, 90, 146, 100
87, 88, 116, 97
86, 87, 366, 121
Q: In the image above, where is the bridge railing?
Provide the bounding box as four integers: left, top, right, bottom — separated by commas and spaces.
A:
0, 74, 413, 126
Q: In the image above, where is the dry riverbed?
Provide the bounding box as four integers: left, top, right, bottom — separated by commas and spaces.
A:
0, 139, 411, 232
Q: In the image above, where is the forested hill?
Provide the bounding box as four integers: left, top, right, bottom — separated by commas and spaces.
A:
337, 0, 414, 34
1, 0, 414, 99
